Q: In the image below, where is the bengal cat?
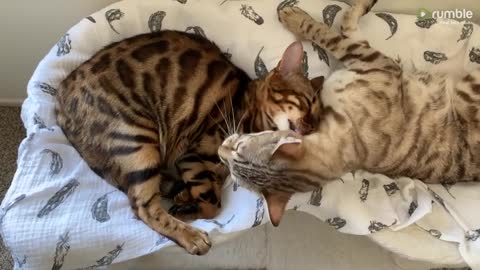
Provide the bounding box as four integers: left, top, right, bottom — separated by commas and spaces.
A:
56, 30, 322, 254
218, 0, 480, 226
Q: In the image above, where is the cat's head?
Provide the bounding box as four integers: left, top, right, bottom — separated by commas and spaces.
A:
218, 129, 319, 226
249, 42, 323, 135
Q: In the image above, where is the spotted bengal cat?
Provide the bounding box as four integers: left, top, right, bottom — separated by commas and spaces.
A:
218, 0, 480, 226
56, 30, 322, 254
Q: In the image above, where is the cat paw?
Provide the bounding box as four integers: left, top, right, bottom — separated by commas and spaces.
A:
176, 225, 211, 255
278, 7, 314, 34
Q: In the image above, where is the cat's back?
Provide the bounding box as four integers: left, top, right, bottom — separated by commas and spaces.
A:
56, 30, 248, 127
58, 30, 234, 98
56, 30, 249, 162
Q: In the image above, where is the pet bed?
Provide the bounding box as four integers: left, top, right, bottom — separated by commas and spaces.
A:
1, 0, 480, 269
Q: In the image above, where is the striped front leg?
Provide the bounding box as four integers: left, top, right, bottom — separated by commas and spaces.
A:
168, 153, 227, 221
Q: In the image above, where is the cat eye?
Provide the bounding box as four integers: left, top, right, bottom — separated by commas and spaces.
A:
234, 141, 243, 151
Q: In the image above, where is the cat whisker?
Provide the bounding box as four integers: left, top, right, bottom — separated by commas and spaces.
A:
235, 111, 248, 134
314, 87, 322, 98
223, 97, 235, 136
208, 114, 228, 137
227, 90, 237, 136
215, 101, 233, 135
221, 100, 233, 135
216, 122, 229, 137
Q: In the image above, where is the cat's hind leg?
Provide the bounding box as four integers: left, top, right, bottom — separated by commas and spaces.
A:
340, 0, 377, 37
278, 5, 399, 73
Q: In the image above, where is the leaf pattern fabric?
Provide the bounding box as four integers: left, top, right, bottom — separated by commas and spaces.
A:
458, 23, 473, 42
240, 5, 264, 25
185, 26, 207, 37
254, 46, 268, 78
252, 198, 264, 227
322, 4, 341, 27
56, 34, 72, 56
358, 179, 369, 202
368, 221, 389, 233
33, 113, 54, 131
470, 47, 480, 64
415, 18, 436, 29
52, 231, 71, 270
105, 9, 124, 34
424, 51, 448, 64
383, 182, 399, 196
326, 217, 346, 230
91, 191, 115, 223
2, 0, 480, 269
33, 82, 57, 96
312, 42, 330, 66
85, 16, 96, 23
37, 179, 79, 218
375, 13, 398, 40
308, 187, 322, 206
148, 11, 166, 32
40, 149, 63, 176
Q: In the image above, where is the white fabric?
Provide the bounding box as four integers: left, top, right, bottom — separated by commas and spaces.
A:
1, 0, 480, 269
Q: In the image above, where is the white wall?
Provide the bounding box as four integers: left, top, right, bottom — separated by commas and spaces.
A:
0, 0, 479, 105
0, 0, 119, 105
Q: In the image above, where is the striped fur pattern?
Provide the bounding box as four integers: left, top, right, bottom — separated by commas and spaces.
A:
218, 0, 480, 224
56, 30, 320, 255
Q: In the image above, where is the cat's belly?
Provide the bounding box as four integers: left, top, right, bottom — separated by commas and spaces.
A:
321, 69, 358, 109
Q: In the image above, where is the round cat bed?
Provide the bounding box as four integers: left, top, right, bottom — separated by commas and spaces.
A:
1, 0, 479, 269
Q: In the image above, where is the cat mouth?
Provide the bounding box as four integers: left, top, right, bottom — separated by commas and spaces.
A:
289, 119, 312, 135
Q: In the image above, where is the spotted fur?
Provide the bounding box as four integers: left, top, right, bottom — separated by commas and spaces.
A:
218, 0, 480, 225
56, 30, 319, 254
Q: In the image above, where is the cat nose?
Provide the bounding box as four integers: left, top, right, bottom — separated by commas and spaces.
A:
218, 145, 232, 163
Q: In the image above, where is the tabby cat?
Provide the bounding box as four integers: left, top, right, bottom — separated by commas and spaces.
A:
218, 0, 480, 226
56, 30, 321, 254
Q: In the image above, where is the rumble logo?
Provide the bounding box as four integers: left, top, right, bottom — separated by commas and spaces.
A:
417, 7, 474, 23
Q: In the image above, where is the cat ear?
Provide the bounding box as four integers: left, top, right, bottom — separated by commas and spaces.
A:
263, 191, 291, 227
271, 135, 305, 160
310, 76, 324, 92
277, 41, 304, 77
